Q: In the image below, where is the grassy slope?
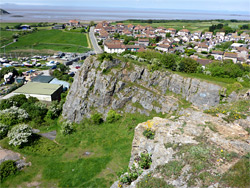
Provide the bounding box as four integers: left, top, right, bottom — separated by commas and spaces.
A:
1, 30, 89, 53
0, 113, 161, 187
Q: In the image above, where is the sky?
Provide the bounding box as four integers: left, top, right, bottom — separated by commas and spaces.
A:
1, 0, 250, 12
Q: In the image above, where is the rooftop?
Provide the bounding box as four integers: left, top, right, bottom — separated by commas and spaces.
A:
14, 82, 62, 95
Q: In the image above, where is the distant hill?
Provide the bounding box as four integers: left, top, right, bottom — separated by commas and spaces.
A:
0, 9, 10, 15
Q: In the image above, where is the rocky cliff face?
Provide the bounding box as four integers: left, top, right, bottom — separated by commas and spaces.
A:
63, 56, 225, 123
111, 109, 250, 188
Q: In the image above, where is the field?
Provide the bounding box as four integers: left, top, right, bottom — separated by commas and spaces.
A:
118, 20, 250, 32
1, 29, 90, 54
0, 113, 161, 187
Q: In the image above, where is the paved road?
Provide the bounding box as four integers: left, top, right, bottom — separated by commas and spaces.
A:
89, 26, 103, 54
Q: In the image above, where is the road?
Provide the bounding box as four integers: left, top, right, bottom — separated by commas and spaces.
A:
89, 26, 103, 54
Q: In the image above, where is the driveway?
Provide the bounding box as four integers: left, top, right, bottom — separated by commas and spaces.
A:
89, 26, 103, 54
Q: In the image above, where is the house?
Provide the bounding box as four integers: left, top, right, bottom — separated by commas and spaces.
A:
138, 38, 150, 46
156, 44, 170, 52
104, 41, 125, 53
69, 20, 80, 26
237, 57, 246, 64
99, 29, 109, 40
52, 24, 65, 30
94, 23, 103, 33
177, 29, 190, 36
211, 51, 224, 60
224, 52, 238, 63
166, 28, 176, 35
13, 82, 63, 102
157, 30, 167, 38
20, 25, 31, 30
196, 59, 213, 67
122, 30, 132, 36
193, 31, 202, 38
197, 43, 209, 52
125, 45, 141, 52
230, 35, 241, 42
155, 26, 166, 32
204, 32, 213, 39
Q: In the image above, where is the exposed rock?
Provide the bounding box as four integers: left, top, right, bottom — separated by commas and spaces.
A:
111, 110, 250, 188
0, 147, 30, 169
63, 57, 233, 123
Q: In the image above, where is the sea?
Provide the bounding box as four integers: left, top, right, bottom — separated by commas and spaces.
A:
1, 5, 250, 22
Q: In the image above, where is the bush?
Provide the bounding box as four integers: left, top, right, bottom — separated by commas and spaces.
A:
0, 106, 29, 126
0, 160, 18, 182
143, 129, 155, 140
179, 58, 199, 73
91, 113, 103, 125
0, 123, 9, 139
8, 124, 32, 147
139, 153, 152, 169
119, 164, 143, 185
106, 110, 121, 123
61, 121, 74, 136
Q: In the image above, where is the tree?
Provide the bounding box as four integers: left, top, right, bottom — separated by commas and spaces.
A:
165, 33, 171, 38
0, 67, 18, 79
90, 21, 95, 26
179, 58, 199, 73
161, 53, 177, 70
57, 63, 69, 73
7, 124, 32, 147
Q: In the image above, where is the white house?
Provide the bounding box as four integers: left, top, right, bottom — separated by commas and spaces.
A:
104, 42, 125, 53
156, 44, 170, 52
211, 51, 224, 60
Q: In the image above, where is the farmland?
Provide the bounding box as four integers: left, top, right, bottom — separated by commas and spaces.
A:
118, 20, 250, 32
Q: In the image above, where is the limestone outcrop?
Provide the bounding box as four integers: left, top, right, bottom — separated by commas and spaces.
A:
111, 109, 250, 188
63, 56, 227, 123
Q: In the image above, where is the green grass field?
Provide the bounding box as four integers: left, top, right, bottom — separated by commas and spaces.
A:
117, 20, 250, 32
0, 112, 161, 187
1, 30, 90, 54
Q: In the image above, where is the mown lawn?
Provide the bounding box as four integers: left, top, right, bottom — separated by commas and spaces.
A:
1, 30, 90, 53
0, 113, 161, 188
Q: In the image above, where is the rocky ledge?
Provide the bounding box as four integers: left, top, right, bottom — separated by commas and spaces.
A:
111, 109, 250, 188
62, 56, 234, 123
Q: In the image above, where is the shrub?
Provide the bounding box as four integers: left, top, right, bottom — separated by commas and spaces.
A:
179, 58, 199, 73
91, 113, 103, 125
46, 101, 62, 119
119, 164, 143, 185
8, 124, 32, 147
0, 106, 29, 126
0, 123, 9, 139
61, 121, 74, 136
0, 160, 18, 182
106, 110, 121, 123
143, 129, 155, 140
139, 153, 152, 169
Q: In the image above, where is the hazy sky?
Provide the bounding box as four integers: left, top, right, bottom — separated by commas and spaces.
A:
1, 0, 250, 12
